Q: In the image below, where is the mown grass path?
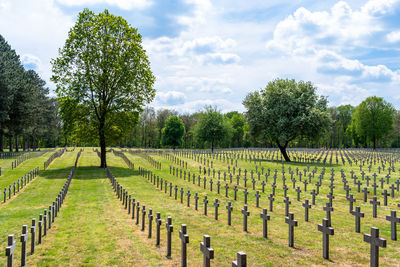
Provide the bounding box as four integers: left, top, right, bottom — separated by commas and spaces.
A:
0, 152, 52, 190
28, 151, 167, 266
0, 151, 77, 266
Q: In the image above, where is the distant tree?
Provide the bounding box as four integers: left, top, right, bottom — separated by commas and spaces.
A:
351, 96, 395, 149
194, 106, 231, 152
226, 112, 246, 147
156, 109, 178, 147
0, 35, 22, 151
336, 105, 355, 147
180, 113, 200, 148
161, 115, 185, 149
243, 78, 331, 161
52, 9, 155, 167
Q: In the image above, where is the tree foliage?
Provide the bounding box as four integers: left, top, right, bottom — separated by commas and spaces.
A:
161, 115, 185, 149
243, 78, 331, 161
0, 34, 58, 151
194, 106, 231, 152
52, 9, 155, 167
351, 96, 395, 149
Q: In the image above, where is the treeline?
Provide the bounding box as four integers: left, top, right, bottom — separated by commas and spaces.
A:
0, 35, 59, 152
120, 97, 398, 150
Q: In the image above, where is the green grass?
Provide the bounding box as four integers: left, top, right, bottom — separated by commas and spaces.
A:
0, 148, 399, 266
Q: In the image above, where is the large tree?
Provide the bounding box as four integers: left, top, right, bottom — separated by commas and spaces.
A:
52, 9, 155, 167
161, 115, 185, 149
194, 106, 231, 152
351, 96, 395, 149
243, 78, 331, 161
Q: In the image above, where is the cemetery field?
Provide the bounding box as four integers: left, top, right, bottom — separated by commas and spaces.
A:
1, 148, 400, 266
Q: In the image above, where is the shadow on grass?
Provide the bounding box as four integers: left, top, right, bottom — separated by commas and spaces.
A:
39, 166, 136, 180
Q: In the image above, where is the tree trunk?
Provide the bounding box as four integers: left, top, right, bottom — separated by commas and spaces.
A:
99, 118, 107, 168
27, 136, 31, 151
373, 135, 376, 150
23, 136, 26, 151
0, 131, 3, 152
8, 134, 12, 152
33, 137, 37, 151
211, 140, 214, 153
15, 135, 19, 152
277, 142, 291, 162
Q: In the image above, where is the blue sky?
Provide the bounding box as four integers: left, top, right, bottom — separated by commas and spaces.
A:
1, 0, 399, 113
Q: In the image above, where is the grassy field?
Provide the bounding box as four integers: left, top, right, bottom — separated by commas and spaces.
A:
0, 148, 399, 266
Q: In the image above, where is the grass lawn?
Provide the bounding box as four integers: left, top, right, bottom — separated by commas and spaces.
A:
0, 148, 399, 266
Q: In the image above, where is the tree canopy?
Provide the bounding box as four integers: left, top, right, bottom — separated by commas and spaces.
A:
161, 115, 185, 149
52, 9, 155, 167
0, 34, 58, 151
243, 78, 331, 161
351, 96, 395, 149
194, 106, 232, 152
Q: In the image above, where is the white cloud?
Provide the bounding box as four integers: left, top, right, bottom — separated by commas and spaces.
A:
156, 91, 186, 106
387, 30, 400, 43
21, 54, 41, 70
0, 0, 73, 88
56, 0, 152, 10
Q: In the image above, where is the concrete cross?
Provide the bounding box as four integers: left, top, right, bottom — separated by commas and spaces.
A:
200, 235, 214, 267
268, 194, 274, 212
381, 190, 389, 206
351, 206, 364, 233
363, 227, 386, 267
254, 191, 261, 207
285, 213, 298, 247
323, 203, 334, 226
260, 208, 270, 238
318, 218, 334, 259
214, 199, 219, 220
370, 197, 380, 218
136, 201, 140, 225
30, 219, 36, 254
204, 195, 208, 216
347, 194, 356, 213
20, 225, 28, 266
232, 252, 247, 267
226, 201, 233, 226
141, 206, 146, 231
385, 210, 400, 241
241, 205, 250, 232
179, 224, 190, 267
302, 200, 311, 222
148, 209, 153, 238
5, 234, 16, 267
284, 196, 291, 217
296, 187, 302, 201
166, 216, 173, 258
155, 212, 162, 246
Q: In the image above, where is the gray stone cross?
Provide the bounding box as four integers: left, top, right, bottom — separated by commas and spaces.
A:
370, 197, 380, 218
363, 227, 386, 267
6, 234, 16, 267
242, 205, 250, 232
200, 235, 214, 267
285, 213, 298, 247
260, 208, 270, 238
226, 201, 233, 226
20, 225, 28, 266
232, 251, 246, 267
318, 218, 334, 260
351, 206, 364, 233
385, 210, 400, 241
166, 216, 173, 257
179, 224, 190, 267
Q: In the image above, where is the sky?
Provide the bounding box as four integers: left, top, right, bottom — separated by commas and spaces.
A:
0, 0, 399, 113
